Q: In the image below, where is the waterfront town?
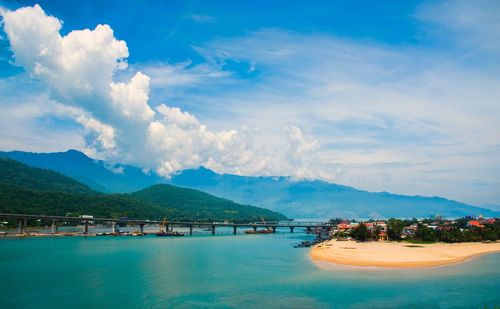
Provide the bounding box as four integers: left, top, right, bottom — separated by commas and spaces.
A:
324, 215, 500, 243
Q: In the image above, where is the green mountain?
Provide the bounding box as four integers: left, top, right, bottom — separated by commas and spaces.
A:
0, 158, 286, 222
0, 158, 95, 194
0, 182, 164, 219
130, 184, 287, 222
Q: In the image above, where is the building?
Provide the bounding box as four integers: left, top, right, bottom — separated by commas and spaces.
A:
467, 220, 484, 228
378, 230, 388, 241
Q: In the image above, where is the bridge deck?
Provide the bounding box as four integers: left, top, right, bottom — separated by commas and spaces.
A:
0, 213, 332, 228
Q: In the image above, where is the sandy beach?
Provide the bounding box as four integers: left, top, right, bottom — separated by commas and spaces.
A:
310, 240, 500, 268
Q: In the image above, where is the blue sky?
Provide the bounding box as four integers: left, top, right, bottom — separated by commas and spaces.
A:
0, 1, 424, 74
0, 0, 499, 207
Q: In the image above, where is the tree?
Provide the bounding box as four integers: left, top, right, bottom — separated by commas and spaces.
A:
329, 218, 344, 225
387, 218, 405, 240
372, 226, 381, 241
480, 223, 499, 241
415, 224, 436, 242
454, 217, 469, 229
351, 223, 370, 241
437, 228, 464, 243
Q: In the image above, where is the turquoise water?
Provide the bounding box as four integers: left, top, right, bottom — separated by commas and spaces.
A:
0, 233, 499, 308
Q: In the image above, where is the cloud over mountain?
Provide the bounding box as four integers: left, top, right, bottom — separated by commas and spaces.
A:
1, 1, 499, 206
1, 4, 313, 178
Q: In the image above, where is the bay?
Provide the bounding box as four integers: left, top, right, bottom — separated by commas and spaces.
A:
0, 232, 499, 308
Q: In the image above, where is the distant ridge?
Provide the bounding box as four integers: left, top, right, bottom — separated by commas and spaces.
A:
1, 149, 498, 219
0, 149, 165, 192
170, 168, 499, 219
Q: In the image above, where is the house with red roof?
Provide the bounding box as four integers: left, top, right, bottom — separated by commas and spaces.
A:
467, 220, 484, 228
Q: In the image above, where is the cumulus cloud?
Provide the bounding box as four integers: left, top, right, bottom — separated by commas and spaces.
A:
1, 4, 314, 178
1, 4, 133, 123
110, 72, 154, 121
147, 104, 240, 175
75, 114, 116, 150
4, 2, 498, 206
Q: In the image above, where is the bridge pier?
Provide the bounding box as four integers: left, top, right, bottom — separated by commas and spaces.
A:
112, 221, 117, 234
253, 226, 257, 232
189, 225, 193, 235
18, 219, 25, 234
272, 226, 276, 233
51, 220, 58, 234
306, 227, 312, 233
290, 226, 294, 233
82, 221, 89, 234
139, 223, 145, 234
211, 225, 215, 235
233, 225, 237, 234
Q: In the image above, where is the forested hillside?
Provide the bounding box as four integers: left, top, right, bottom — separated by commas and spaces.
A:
0, 159, 286, 222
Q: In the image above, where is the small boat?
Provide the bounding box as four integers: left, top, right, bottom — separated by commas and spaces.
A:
245, 229, 273, 234
245, 216, 274, 234
155, 231, 184, 237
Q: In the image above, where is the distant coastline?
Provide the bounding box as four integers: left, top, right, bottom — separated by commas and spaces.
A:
310, 240, 500, 268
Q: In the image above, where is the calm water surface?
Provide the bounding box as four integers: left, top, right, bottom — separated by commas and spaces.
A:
1, 232, 499, 308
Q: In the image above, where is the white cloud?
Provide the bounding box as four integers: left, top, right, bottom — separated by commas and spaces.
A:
1, 4, 316, 181
161, 21, 500, 203
110, 72, 154, 121
75, 114, 116, 150
2, 2, 499, 206
147, 104, 240, 175
1, 4, 132, 123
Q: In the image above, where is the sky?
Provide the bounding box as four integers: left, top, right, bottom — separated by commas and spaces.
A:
0, 0, 499, 207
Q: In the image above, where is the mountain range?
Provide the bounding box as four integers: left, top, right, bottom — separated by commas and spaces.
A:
1, 149, 498, 219
0, 158, 286, 222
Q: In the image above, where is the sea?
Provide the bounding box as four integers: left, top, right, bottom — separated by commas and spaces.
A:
0, 228, 499, 308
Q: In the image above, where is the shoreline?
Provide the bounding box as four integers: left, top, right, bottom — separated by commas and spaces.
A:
310, 240, 500, 268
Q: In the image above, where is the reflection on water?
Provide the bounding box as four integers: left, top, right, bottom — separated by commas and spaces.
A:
0, 233, 498, 308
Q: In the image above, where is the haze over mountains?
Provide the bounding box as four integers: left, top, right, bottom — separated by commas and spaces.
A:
1, 149, 498, 219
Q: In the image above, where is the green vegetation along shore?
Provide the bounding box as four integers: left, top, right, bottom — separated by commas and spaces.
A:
330, 217, 500, 243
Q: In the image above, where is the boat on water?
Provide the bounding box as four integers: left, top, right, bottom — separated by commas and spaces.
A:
155, 216, 184, 237
155, 231, 184, 237
245, 216, 274, 234
245, 229, 273, 234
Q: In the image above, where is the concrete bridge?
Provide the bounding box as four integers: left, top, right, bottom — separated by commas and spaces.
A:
0, 213, 334, 235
